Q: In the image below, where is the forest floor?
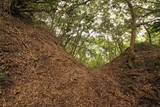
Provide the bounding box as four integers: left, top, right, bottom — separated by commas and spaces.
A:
0, 11, 160, 107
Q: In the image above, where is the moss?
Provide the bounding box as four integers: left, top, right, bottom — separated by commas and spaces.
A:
0, 71, 6, 79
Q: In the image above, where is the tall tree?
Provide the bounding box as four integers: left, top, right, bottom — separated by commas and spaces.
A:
125, 0, 137, 54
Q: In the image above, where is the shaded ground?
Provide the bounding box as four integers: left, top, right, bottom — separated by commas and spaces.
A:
0, 11, 160, 107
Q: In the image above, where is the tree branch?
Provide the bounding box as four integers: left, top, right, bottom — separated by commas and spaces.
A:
137, 18, 160, 27
66, 0, 92, 13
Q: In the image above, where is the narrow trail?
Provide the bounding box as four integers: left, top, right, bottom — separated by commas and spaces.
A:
0, 12, 160, 107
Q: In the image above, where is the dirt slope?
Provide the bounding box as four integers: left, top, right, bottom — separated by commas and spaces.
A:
96, 43, 160, 106
0, 12, 160, 107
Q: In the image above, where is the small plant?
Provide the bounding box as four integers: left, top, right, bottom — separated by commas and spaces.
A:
0, 71, 6, 79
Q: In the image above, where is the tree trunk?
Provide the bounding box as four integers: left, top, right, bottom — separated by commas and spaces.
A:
125, 0, 137, 68
125, 0, 137, 54
144, 25, 152, 44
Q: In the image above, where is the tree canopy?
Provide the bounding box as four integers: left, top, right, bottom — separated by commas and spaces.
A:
2, 0, 160, 67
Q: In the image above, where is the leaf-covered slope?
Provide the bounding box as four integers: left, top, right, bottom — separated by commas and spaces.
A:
98, 42, 160, 106
0, 12, 160, 107
0, 12, 91, 106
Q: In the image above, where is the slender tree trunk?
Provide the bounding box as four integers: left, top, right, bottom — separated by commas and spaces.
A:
125, 0, 137, 68
144, 25, 152, 44
72, 30, 83, 56
125, 0, 137, 54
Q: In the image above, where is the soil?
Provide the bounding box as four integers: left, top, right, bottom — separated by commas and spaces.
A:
0, 11, 160, 107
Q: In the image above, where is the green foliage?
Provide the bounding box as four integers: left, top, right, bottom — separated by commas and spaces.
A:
148, 21, 160, 45
34, 20, 46, 25
150, 21, 160, 33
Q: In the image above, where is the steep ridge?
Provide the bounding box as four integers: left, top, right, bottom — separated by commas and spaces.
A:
0, 12, 160, 107
95, 43, 160, 106
0, 12, 91, 106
